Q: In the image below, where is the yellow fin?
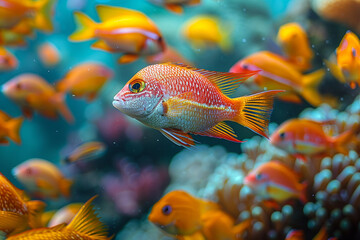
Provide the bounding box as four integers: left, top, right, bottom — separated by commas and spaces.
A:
66, 196, 112, 239
0, 211, 27, 231
33, 0, 55, 32
196, 122, 244, 143
69, 12, 96, 42
27, 200, 47, 228
5, 117, 23, 144
96, 5, 146, 22
117, 54, 139, 64
160, 129, 196, 148
91, 40, 115, 52
166, 63, 259, 96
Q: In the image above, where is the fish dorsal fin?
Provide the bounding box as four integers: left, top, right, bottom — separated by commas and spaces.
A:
166, 63, 259, 96
196, 122, 245, 143
66, 196, 110, 239
96, 5, 145, 22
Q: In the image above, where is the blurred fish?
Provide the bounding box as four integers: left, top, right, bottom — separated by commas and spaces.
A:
37, 42, 61, 67
7, 196, 113, 240
325, 31, 360, 89
230, 51, 338, 107
113, 63, 282, 148
0, 172, 46, 236
147, 0, 200, 14
62, 141, 106, 164
149, 190, 249, 239
56, 62, 113, 101
0, 0, 55, 32
285, 229, 304, 240
182, 15, 232, 52
12, 158, 73, 199
1, 73, 74, 123
270, 119, 357, 161
0, 47, 18, 71
47, 203, 82, 227
0, 30, 27, 47
146, 46, 193, 65
277, 22, 313, 71
69, 5, 165, 64
244, 161, 307, 205
0, 110, 23, 145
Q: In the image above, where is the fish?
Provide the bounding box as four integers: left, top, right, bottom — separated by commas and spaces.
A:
146, 46, 193, 65
325, 31, 360, 89
0, 172, 46, 236
147, 0, 200, 14
37, 42, 61, 67
12, 158, 73, 199
0, 110, 23, 145
69, 5, 165, 64
244, 161, 307, 205
229, 51, 338, 108
277, 22, 313, 71
47, 203, 83, 227
1, 73, 74, 123
0, 47, 18, 71
0, 0, 55, 32
269, 118, 357, 160
112, 63, 283, 148
62, 141, 107, 164
182, 15, 232, 52
7, 196, 113, 240
148, 190, 249, 239
56, 62, 113, 101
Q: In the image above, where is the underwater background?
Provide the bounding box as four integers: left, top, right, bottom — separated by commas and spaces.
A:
1, 0, 360, 239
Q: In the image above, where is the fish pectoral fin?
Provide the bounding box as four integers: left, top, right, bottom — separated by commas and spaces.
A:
165, 4, 183, 14
0, 211, 27, 229
196, 122, 245, 143
324, 59, 346, 83
162, 92, 195, 117
118, 54, 139, 64
277, 92, 303, 104
160, 129, 197, 148
91, 40, 115, 52
96, 5, 146, 22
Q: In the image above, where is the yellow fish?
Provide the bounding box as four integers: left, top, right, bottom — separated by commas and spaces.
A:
182, 15, 232, 52
69, 5, 165, 64
12, 158, 73, 199
0, 110, 23, 145
0, 172, 46, 236
62, 141, 107, 163
7, 196, 113, 240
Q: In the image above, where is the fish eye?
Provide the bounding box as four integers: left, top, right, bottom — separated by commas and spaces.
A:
242, 64, 248, 70
25, 167, 33, 175
162, 205, 172, 215
129, 79, 146, 93
256, 173, 263, 180
279, 132, 286, 139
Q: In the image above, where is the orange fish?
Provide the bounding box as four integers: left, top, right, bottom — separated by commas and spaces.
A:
326, 31, 360, 89
244, 161, 307, 205
0, 0, 55, 32
182, 15, 232, 52
56, 62, 113, 101
270, 118, 356, 160
0, 172, 46, 236
147, 0, 200, 14
229, 51, 338, 107
69, 5, 165, 64
7, 196, 113, 240
113, 63, 282, 148
277, 22, 313, 71
0, 47, 18, 71
12, 158, 73, 199
1, 73, 74, 123
148, 190, 249, 239
37, 42, 61, 67
47, 203, 83, 227
0, 110, 23, 145
62, 141, 107, 164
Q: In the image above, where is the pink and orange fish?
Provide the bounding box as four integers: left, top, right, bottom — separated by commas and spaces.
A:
69, 5, 165, 64
113, 63, 283, 148
270, 118, 357, 160
244, 161, 307, 206
1, 73, 74, 123
0, 172, 46, 236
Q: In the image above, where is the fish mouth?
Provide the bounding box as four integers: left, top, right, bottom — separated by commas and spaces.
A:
112, 98, 122, 110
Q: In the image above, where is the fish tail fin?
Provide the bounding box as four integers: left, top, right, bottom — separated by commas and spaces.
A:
5, 117, 23, 144
59, 178, 73, 198
33, 0, 55, 32
69, 12, 96, 41
52, 93, 75, 124
27, 200, 47, 228
299, 182, 308, 204
301, 69, 338, 107
233, 90, 284, 138
332, 125, 359, 154
66, 196, 113, 239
